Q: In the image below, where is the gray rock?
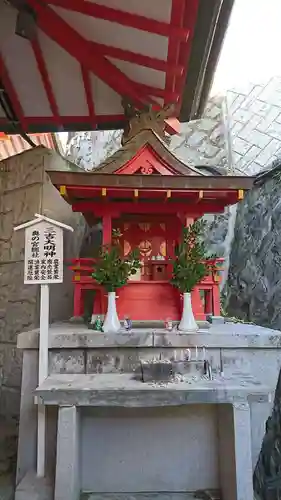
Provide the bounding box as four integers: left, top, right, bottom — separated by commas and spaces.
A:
225, 165, 281, 329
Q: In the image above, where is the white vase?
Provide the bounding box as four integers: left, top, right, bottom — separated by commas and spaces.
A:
178, 292, 199, 332
102, 291, 121, 333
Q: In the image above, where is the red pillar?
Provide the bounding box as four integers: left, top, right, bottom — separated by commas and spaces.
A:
166, 224, 175, 279
102, 214, 112, 245
205, 290, 213, 315
212, 285, 221, 316
73, 284, 82, 317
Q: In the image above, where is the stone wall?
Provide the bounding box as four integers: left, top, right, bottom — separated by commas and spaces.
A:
227, 76, 281, 175
0, 146, 83, 475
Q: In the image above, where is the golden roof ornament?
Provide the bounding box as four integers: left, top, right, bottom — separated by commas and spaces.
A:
121, 98, 175, 146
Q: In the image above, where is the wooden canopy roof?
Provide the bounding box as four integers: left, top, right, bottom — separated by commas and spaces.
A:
0, 0, 234, 134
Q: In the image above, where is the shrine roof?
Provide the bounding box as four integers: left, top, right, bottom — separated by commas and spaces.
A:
93, 129, 209, 177
0, 0, 234, 134
48, 169, 255, 193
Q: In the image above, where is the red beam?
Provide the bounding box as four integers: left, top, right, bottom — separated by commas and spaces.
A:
66, 185, 239, 196
165, 0, 186, 104
31, 38, 61, 126
27, 0, 153, 108
80, 65, 96, 126
72, 201, 227, 215
48, 0, 190, 40
164, 117, 181, 135
89, 42, 184, 76
175, 0, 199, 102
0, 52, 27, 131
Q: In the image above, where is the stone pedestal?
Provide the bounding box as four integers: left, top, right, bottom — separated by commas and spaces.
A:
15, 322, 278, 500
218, 403, 254, 500
55, 407, 80, 500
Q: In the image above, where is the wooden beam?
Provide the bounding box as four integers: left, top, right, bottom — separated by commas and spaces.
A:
165, 0, 186, 104
174, 0, 199, 113
72, 201, 227, 215
47, 0, 190, 40
88, 42, 184, 76
0, 52, 27, 130
164, 117, 181, 135
31, 38, 61, 126
81, 65, 96, 127
27, 0, 150, 108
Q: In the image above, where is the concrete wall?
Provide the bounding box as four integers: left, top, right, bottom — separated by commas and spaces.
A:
0, 146, 83, 474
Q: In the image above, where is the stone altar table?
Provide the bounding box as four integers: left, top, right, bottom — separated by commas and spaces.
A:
15, 322, 278, 500
35, 373, 268, 500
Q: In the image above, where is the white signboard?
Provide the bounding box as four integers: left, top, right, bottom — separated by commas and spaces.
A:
24, 220, 63, 284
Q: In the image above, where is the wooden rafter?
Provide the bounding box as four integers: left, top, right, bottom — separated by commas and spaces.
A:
0, 52, 27, 130
88, 42, 184, 76
80, 65, 95, 126
47, 0, 190, 40
165, 0, 186, 104
26, 0, 159, 109
31, 37, 61, 126
175, 0, 199, 98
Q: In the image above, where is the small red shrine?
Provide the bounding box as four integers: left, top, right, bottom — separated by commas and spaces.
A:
48, 107, 255, 323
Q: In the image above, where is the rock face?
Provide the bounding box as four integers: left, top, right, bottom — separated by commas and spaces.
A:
253, 363, 281, 500
225, 166, 281, 328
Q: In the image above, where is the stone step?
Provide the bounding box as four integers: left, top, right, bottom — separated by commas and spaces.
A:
81, 494, 196, 500
80, 490, 221, 500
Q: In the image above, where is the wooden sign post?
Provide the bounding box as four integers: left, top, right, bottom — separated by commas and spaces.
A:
14, 214, 73, 478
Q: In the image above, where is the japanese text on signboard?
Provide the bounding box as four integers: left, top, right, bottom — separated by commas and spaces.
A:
24, 222, 63, 284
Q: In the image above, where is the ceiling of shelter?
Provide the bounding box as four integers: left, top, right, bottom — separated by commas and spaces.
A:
0, 0, 234, 134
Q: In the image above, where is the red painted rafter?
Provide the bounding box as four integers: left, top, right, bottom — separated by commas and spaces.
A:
0, 52, 27, 130
175, 0, 199, 99
89, 42, 184, 76
31, 37, 61, 126
26, 0, 156, 109
48, 0, 190, 40
80, 65, 96, 126
0, 114, 124, 126
165, 0, 186, 105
